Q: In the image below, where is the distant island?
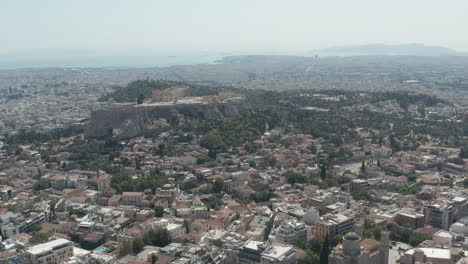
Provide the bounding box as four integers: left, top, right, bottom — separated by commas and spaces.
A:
314, 43, 458, 56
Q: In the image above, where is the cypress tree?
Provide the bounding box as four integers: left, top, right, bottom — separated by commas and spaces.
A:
320, 163, 327, 180
319, 237, 330, 264
361, 161, 366, 174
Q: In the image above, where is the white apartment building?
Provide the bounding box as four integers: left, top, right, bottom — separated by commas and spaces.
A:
27, 239, 73, 264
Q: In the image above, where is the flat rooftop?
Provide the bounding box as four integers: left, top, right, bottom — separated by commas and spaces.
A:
27, 239, 71, 255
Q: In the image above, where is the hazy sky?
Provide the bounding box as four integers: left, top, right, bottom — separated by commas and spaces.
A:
1, 0, 468, 55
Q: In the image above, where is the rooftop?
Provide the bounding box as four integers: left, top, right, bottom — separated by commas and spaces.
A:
27, 238, 71, 255
405, 248, 451, 260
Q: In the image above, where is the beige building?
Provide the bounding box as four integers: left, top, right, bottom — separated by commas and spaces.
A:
27, 239, 73, 264
97, 171, 111, 194
314, 214, 354, 239
329, 231, 389, 264
121, 192, 144, 205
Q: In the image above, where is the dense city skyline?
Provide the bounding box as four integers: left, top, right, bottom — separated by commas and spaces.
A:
1, 2, 468, 264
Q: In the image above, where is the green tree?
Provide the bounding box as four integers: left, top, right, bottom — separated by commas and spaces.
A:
213, 239, 224, 247
280, 137, 295, 148
132, 237, 144, 254
352, 190, 371, 201
460, 144, 468, 158
363, 219, 384, 240
33, 179, 49, 190
137, 94, 145, 104
310, 237, 324, 255
183, 219, 190, 233
49, 199, 58, 218
320, 163, 327, 181
200, 132, 226, 159
463, 178, 468, 188
264, 216, 275, 241
119, 241, 132, 257
448, 157, 465, 165
389, 135, 401, 152
284, 171, 307, 184
143, 229, 155, 245
29, 232, 51, 244
308, 145, 317, 154
212, 177, 224, 193
331, 235, 343, 247
252, 190, 274, 202
298, 250, 320, 264
156, 143, 170, 157
154, 206, 164, 217
142, 228, 171, 247
244, 143, 261, 153
295, 241, 308, 250
330, 135, 343, 146
360, 161, 366, 174
319, 237, 330, 264
152, 228, 171, 247
409, 234, 430, 247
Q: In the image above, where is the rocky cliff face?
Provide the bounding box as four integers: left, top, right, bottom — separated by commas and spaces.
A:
85, 101, 250, 139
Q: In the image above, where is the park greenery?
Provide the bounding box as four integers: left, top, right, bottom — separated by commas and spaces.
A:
119, 228, 171, 257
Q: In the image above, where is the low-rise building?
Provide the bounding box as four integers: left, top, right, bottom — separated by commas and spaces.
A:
395, 210, 425, 230
121, 192, 144, 206
274, 220, 307, 245
350, 179, 369, 193
27, 238, 74, 264
400, 248, 452, 264
260, 244, 296, 264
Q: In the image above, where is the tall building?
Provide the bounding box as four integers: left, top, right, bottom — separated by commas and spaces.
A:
27, 239, 73, 264
328, 231, 389, 264
314, 213, 354, 239
97, 171, 112, 195
423, 203, 453, 230
452, 197, 468, 221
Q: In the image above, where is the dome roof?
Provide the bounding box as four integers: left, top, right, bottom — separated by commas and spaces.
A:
344, 232, 361, 241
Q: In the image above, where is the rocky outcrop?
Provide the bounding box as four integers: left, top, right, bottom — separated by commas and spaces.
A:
85, 101, 250, 139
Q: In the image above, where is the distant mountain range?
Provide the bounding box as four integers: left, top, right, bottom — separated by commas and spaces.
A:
314, 43, 461, 56
1, 44, 467, 69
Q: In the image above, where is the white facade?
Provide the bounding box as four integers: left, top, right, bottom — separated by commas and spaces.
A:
167, 223, 186, 238
27, 239, 74, 264
303, 207, 319, 225
261, 244, 296, 264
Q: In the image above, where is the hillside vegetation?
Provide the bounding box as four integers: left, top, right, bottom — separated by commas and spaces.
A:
99, 79, 225, 103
